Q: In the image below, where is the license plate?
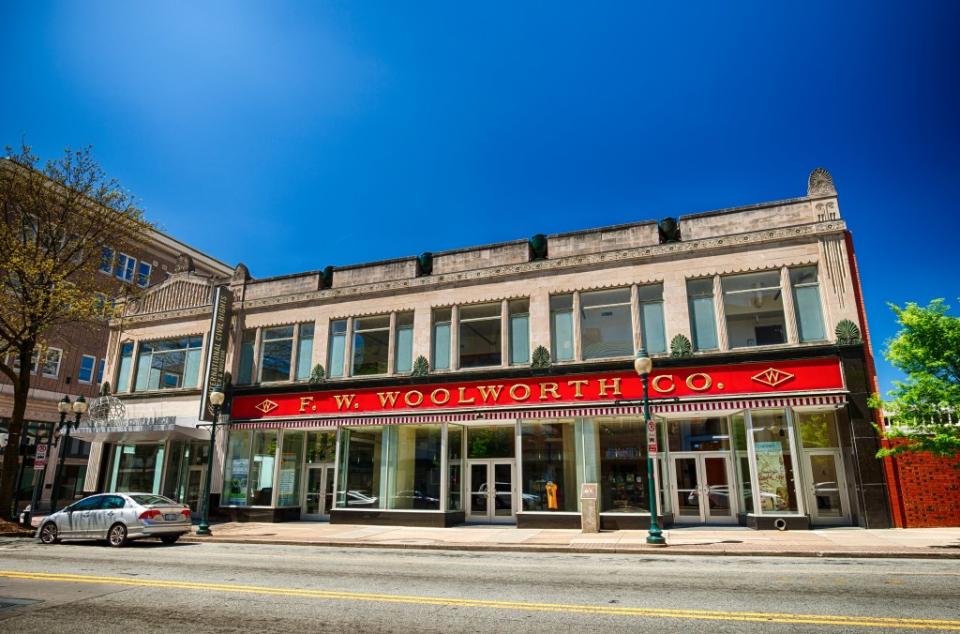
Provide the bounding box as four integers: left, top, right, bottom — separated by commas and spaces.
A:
164, 514, 178, 521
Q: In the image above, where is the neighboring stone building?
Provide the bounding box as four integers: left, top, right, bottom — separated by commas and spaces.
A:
0, 225, 232, 513
84, 167, 893, 529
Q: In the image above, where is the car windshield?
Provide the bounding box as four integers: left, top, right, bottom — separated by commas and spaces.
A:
130, 494, 177, 506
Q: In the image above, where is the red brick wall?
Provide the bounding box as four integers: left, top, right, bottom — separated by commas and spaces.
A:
883, 439, 960, 527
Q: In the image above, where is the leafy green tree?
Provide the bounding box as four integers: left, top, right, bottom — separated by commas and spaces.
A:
871, 300, 960, 461
0, 144, 152, 517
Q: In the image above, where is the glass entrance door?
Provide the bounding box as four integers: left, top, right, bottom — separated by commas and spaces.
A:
466, 459, 515, 523
802, 451, 849, 525
185, 467, 205, 514
302, 463, 336, 520
670, 453, 736, 524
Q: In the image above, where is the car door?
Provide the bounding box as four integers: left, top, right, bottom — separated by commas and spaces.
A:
65, 496, 101, 538
92, 495, 127, 539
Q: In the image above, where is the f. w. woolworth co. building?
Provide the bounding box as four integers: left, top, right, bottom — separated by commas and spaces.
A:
75, 168, 897, 530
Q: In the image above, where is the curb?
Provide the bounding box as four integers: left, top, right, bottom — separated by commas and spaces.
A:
178, 536, 960, 559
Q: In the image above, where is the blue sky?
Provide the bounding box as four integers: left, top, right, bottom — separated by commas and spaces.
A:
2, 2, 958, 393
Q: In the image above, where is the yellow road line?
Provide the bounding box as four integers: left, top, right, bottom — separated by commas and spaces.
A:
1, 570, 958, 630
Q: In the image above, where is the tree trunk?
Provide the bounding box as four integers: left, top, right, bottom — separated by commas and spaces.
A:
0, 346, 34, 520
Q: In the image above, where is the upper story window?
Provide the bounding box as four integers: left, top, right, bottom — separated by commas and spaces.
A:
722, 271, 786, 348
327, 319, 348, 378
133, 337, 203, 391
395, 313, 414, 374
432, 308, 451, 371
238, 323, 315, 384
352, 315, 391, 376
115, 252, 136, 283
580, 288, 632, 360
136, 261, 152, 287
260, 326, 295, 383
459, 303, 502, 368
325, 313, 414, 378
115, 342, 134, 392
78, 354, 96, 384
508, 300, 530, 365
790, 267, 826, 342
550, 295, 574, 362
41, 348, 63, 378
99, 247, 115, 274
687, 278, 718, 351
637, 284, 666, 354
95, 358, 105, 385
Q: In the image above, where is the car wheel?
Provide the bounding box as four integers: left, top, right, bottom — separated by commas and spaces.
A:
107, 523, 128, 548
39, 522, 60, 545
160, 534, 180, 545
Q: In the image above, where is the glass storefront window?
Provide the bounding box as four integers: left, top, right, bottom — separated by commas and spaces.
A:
249, 431, 278, 505
448, 425, 463, 511
731, 413, 753, 514
667, 418, 730, 452
277, 431, 304, 506
467, 425, 515, 459
110, 443, 164, 493
223, 431, 252, 506
389, 424, 442, 510
598, 417, 649, 513
797, 410, 840, 448
521, 420, 577, 512
305, 431, 337, 463
750, 410, 799, 513
336, 427, 383, 509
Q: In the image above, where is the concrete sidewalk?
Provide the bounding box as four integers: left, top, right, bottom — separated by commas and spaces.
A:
180, 521, 960, 559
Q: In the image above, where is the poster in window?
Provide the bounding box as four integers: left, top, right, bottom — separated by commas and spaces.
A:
229, 458, 249, 505
754, 441, 788, 511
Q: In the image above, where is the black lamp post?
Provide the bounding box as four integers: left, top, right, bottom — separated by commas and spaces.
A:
634, 348, 666, 546
196, 388, 225, 536
51, 395, 87, 513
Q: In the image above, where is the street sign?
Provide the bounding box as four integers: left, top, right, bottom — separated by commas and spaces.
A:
33, 443, 47, 470
646, 419, 658, 455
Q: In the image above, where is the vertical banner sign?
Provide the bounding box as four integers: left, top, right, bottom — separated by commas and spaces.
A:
33, 443, 47, 470
199, 285, 233, 422
646, 419, 658, 455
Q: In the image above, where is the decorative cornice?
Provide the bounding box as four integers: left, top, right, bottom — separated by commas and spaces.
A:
235, 220, 846, 312
116, 219, 845, 325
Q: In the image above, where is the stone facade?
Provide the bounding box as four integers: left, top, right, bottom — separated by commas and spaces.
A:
87, 168, 893, 529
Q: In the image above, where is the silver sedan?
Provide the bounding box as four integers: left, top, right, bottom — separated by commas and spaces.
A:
37, 492, 192, 547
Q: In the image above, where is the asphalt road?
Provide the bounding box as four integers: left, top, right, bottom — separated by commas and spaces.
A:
0, 537, 958, 633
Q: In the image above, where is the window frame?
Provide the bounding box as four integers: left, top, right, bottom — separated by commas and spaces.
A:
258, 325, 296, 384
78, 354, 96, 384
41, 347, 63, 379
350, 314, 392, 377
114, 252, 136, 283
136, 260, 152, 287
721, 270, 789, 349
457, 301, 504, 369
132, 336, 204, 392
99, 246, 115, 275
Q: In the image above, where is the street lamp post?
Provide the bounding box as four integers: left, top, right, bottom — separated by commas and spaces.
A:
634, 348, 666, 546
51, 395, 87, 513
196, 388, 225, 537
